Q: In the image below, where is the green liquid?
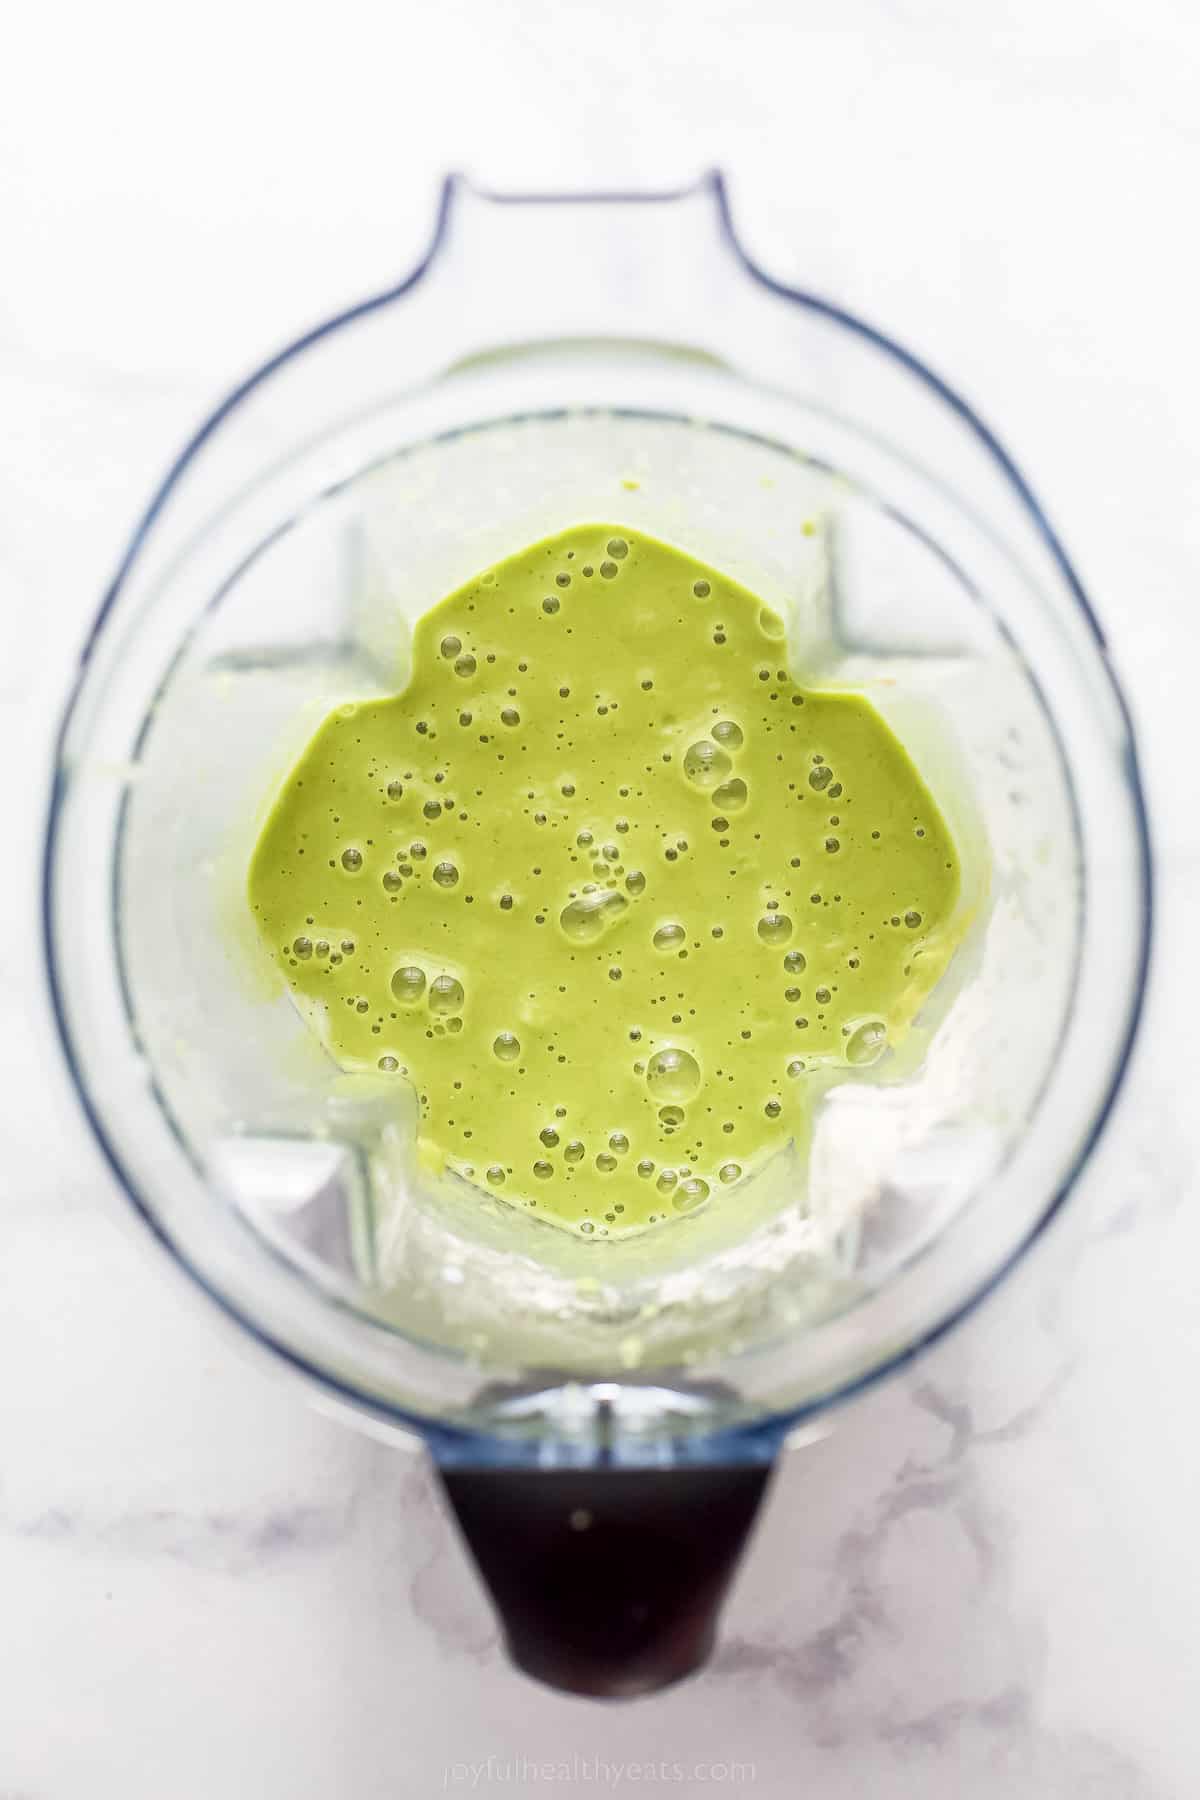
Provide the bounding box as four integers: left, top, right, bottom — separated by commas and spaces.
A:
249, 525, 964, 1237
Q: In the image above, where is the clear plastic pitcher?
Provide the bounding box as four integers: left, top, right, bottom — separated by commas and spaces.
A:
43, 175, 1151, 1697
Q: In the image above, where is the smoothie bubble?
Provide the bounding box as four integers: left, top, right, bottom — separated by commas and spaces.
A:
533, 1160, 553, 1180
809, 765, 833, 792
658, 1105, 685, 1128
292, 935, 312, 958
674, 1177, 709, 1211
341, 848, 363, 871
625, 870, 647, 896
656, 1168, 679, 1193
606, 537, 629, 559
756, 913, 793, 946
382, 870, 402, 893
712, 778, 748, 812
653, 922, 687, 952
711, 719, 743, 749
440, 634, 462, 658
719, 1162, 741, 1184
492, 1031, 520, 1062
559, 890, 628, 942
692, 579, 711, 599
432, 860, 459, 888
486, 1165, 506, 1185
683, 741, 732, 789
645, 1047, 701, 1103
539, 1127, 560, 1149
387, 780, 404, 800
453, 654, 477, 677
609, 1132, 630, 1155
637, 1159, 655, 1178
390, 966, 426, 1005
783, 950, 807, 975
428, 974, 464, 1015
564, 1140, 585, 1164
378, 1055, 399, 1072
846, 1019, 889, 1066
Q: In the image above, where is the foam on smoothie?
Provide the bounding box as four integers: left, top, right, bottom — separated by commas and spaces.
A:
248, 525, 965, 1237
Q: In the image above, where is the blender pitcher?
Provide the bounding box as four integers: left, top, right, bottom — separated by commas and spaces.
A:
43, 175, 1151, 1698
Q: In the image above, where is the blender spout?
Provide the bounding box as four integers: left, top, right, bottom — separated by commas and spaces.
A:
437, 1460, 773, 1699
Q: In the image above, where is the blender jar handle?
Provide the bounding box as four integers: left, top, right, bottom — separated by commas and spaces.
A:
437, 1460, 773, 1698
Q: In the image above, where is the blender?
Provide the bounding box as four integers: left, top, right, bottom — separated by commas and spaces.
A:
42, 174, 1151, 1697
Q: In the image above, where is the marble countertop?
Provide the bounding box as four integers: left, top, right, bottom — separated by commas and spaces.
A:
3, 2, 1198, 1794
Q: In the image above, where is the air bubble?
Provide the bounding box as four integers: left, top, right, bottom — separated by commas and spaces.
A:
683, 740, 732, 789
492, 1032, 520, 1062
599, 561, 618, 579
905, 910, 923, 929
390, 966, 426, 1005
711, 719, 743, 749
423, 799, 442, 820
764, 1098, 782, 1119
756, 913, 793, 946
533, 1160, 553, 1180
692, 579, 711, 599
386, 780, 404, 800
542, 596, 560, 614
341, 848, 363, 871
787, 1059, 806, 1079
564, 1140, 585, 1164
712, 778, 748, 812
846, 1020, 888, 1066
719, 1162, 741, 1184
658, 1105, 685, 1128
559, 889, 629, 942
440, 634, 462, 659
814, 986, 831, 1005
653, 922, 686, 952
429, 974, 465, 1015
378, 1055, 399, 1072
453, 654, 477, 678
433, 861, 459, 888
637, 1158, 655, 1178
656, 1168, 678, 1193
783, 950, 806, 975
674, 1177, 709, 1212
625, 870, 646, 896
808, 765, 833, 792
486, 1165, 506, 1186
539, 1127, 560, 1149
606, 537, 629, 560
596, 1152, 617, 1173
825, 837, 840, 854
609, 1132, 629, 1155
645, 1047, 701, 1103
577, 829, 594, 848
382, 870, 402, 893
759, 607, 785, 639
292, 936, 312, 958
500, 707, 520, 727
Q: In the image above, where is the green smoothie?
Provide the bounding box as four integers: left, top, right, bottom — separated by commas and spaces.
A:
249, 525, 965, 1237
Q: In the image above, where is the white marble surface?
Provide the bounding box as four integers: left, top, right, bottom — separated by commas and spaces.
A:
2, 2, 1198, 1793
